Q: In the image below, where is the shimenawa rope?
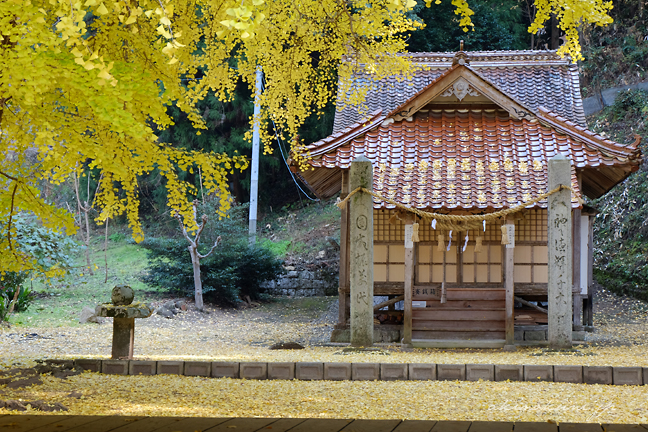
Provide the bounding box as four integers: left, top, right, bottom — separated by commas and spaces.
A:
336, 184, 582, 227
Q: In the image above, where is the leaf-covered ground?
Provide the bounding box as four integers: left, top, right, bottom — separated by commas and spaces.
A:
2, 289, 648, 367
2, 288, 648, 422
2, 374, 648, 424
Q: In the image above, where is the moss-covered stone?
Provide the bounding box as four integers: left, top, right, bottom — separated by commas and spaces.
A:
95, 302, 152, 319
111, 285, 135, 306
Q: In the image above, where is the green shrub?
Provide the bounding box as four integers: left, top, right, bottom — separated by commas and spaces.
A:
0, 272, 33, 321
109, 232, 126, 242
140, 204, 283, 305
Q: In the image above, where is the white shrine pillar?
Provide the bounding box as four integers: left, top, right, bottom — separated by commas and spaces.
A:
548, 154, 573, 349
349, 156, 374, 347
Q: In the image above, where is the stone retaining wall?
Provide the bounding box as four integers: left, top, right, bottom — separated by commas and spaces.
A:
68, 359, 648, 385
583, 81, 648, 115
261, 268, 337, 297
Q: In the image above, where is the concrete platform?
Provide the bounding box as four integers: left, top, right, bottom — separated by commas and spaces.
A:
0, 415, 646, 432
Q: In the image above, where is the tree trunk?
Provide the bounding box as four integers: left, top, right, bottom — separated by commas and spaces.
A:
550, 13, 560, 49
190, 246, 204, 311
84, 208, 94, 275
7, 285, 20, 315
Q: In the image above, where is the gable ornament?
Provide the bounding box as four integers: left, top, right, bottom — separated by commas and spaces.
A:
441, 78, 480, 101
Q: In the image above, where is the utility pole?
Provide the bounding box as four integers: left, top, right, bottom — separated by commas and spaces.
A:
249, 68, 263, 244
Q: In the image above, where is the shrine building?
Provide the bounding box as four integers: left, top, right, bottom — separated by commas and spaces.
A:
290, 50, 641, 348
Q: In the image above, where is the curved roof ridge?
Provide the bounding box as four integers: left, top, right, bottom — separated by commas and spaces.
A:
304, 109, 385, 157
537, 107, 641, 162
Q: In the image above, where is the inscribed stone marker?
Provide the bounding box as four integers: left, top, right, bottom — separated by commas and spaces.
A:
349, 156, 374, 347
547, 154, 573, 349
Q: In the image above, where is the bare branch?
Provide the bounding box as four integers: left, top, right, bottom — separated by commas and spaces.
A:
198, 235, 221, 259
90, 173, 103, 209
173, 210, 195, 245
194, 214, 208, 244
6, 182, 19, 254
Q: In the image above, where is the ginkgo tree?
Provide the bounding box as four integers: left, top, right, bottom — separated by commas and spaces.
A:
0, 0, 613, 275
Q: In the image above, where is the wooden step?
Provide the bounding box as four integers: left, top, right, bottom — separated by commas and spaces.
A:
443, 288, 505, 301
412, 309, 505, 321
412, 339, 506, 349
412, 330, 506, 340
413, 320, 505, 331
419, 300, 505, 309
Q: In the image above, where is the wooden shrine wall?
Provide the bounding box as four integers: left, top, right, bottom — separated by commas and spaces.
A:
372, 209, 550, 286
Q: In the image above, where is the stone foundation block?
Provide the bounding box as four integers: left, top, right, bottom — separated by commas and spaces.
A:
352, 363, 380, 381
240, 362, 267, 380
572, 331, 587, 341
102, 360, 129, 375
330, 329, 350, 343
514, 331, 523, 341
296, 363, 323, 380
157, 361, 184, 375
584, 366, 612, 385
268, 362, 295, 380
553, 365, 582, 383
184, 361, 211, 377
613, 367, 643, 386
524, 330, 547, 341
408, 364, 436, 380
129, 361, 156, 376
495, 365, 523, 381
380, 363, 408, 381
524, 365, 553, 382
324, 363, 351, 381
212, 362, 240, 378
466, 364, 494, 381
45, 359, 74, 368
437, 364, 465, 381
644, 368, 648, 385
74, 359, 101, 373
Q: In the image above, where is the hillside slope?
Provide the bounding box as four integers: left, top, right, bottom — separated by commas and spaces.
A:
588, 89, 648, 300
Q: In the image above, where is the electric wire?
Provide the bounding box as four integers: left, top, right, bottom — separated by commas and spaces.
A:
260, 76, 319, 202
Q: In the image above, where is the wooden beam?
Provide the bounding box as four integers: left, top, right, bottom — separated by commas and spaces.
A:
514, 296, 548, 314
374, 295, 405, 312
586, 216, 595, 327
337, 170, 350, 329
573, 209, 582, 327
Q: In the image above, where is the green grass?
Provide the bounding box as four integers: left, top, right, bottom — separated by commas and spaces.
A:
7, 239, 166, 328
259, 197, 340, 259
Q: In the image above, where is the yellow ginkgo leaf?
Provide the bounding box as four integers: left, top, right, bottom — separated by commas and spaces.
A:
97, 68, 112, 80
96, 2, 109, 15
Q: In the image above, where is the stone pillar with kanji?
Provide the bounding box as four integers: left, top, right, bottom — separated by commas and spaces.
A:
349, 156, 374, 347
548, 154, 573, 349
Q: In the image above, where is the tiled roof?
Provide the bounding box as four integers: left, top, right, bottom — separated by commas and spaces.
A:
333, 50, 586, 133
308, 109, 638, 210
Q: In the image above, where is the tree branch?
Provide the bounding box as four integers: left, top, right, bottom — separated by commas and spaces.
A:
194, 214, 208, 245
173, 210, 195, 246
6, 182, 19, 254
197, 235, 221, 259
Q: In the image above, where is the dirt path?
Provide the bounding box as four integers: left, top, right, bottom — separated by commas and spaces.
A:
1, 290, 648, 368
